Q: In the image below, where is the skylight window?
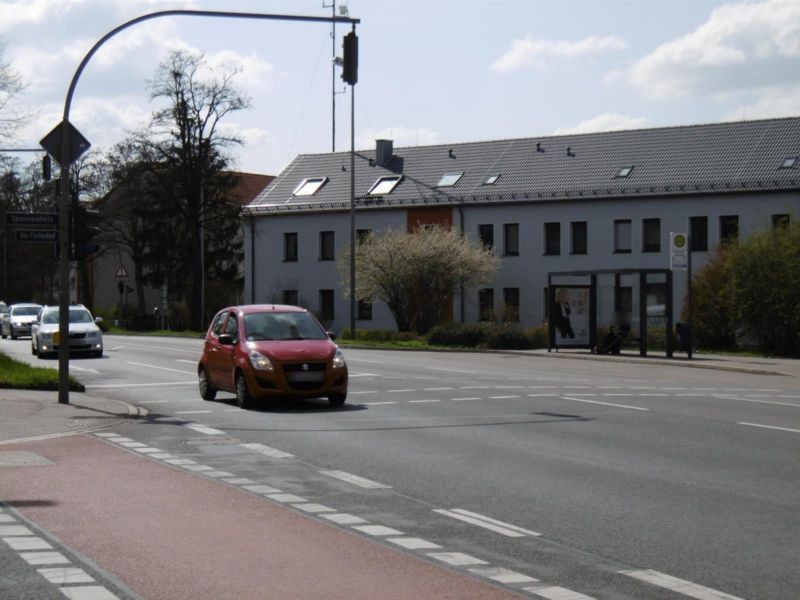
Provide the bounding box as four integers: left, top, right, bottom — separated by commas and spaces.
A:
292, 177, 327, 196
780, 157, 797, 169
368, 176, 402, 196
436, 172, 463, 187
616, 166, 634, 178
483, 174, 501, 185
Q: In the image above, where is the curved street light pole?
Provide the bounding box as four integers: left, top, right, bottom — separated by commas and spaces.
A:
55, 9, 359, 404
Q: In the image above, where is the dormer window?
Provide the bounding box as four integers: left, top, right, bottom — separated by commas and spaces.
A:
436, 172, 463, 187
293, 177, 327, 196
483, 174, 501, 185
780, 157, 797, 169
616, 166, 634, 178
368, 175, 402, 196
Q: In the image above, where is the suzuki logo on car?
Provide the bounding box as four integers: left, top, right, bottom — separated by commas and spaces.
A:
301, 363, 309, 371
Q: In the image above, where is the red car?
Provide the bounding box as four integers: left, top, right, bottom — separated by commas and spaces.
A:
198, 305, 348, 409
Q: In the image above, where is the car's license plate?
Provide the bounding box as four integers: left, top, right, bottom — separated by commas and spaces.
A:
287, 372, 325, 383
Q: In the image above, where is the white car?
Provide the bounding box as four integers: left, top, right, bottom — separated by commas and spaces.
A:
1, 303, 43, 339
31, 305, 103, 358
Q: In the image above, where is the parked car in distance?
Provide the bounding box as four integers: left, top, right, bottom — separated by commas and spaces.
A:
198, 304, 348, 409
31, 304, 103, 358
1, 303, 43, 339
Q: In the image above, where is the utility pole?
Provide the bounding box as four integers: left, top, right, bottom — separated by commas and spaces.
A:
324, 1, 348, 152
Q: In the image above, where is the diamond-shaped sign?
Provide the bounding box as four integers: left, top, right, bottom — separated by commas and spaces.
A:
40, 120, 91, 167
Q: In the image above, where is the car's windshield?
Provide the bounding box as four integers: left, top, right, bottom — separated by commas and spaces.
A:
41, 309, 94, 325
11, 306, 40, 316
243, 312, 327, 341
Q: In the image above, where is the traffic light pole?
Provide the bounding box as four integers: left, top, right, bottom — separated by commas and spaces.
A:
52, 9, 359, 404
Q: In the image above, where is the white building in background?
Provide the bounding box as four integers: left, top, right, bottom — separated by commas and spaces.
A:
242, 117, 800, 335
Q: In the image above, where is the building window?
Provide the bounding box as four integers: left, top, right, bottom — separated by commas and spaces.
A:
478, 224, 494, 249
772, 214, 790, 229
544, 222, 560, 255
282, 289, 298, 306
719, 215, 739, 245
616, 166, 634, 178
642, 218, 661, 253
503, 223, 519, 256
780, 157, 797, 169
284, 232, 298, 262
357, 228, 372, 244
293, 177, 327, 196
614, 219, 632, 253
478, 288, 494, 321
319, 290, 335, 321
436, 172, 463, 187
319, 231, 335, 260
368, 176, 402, 196
483, 174, 501, 185
503, 288, 520, 322
357, 299, 373, 320
571, 221, 587, 255
690, 216, 708, 252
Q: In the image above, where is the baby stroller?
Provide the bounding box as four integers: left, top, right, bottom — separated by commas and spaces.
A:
593, 325, 629, 355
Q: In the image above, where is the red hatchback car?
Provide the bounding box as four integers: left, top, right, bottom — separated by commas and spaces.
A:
198, 305, 348, 409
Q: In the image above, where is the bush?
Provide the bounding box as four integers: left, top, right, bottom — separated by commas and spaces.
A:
339, 329, 418, 343
427, 323, 486, 347
524, 325, 549, 349
683, 247, 737, 351
485, 325, 531, 349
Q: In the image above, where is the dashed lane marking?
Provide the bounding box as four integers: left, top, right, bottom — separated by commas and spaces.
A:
738, 422, 800, 434
425, 367, 479, 374
320, 470, 391, 489
427, 552, 489, 567
86, 381, 196, 389
387, 389, 416, 393
424, 387, 454, 391
38, 567, 94, 584
60, 586, 120, 600
620, 568, 744, 600
409, 399, 440, 403
468, 566, 538, 584
184, 424, 225, 435
361, 401, 397, 405
3, 537, 53, 550
20, 551, 70, 565
353, 525, 404, 536
387, 537, 442, 550
714, 395, 800, 408
175, 411, 212, 415
350, 390, 377, 394
560, 395, 649, 411
489, 395, 521, 400
125, 361, 195, 375
434, 509, 540, 538
322, 513, 368, 525
524, 585, 598, 599
240, 442, 293, 458
452, 397, 481, 401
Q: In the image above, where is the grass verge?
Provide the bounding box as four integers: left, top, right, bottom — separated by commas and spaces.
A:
0, 351, 84, 391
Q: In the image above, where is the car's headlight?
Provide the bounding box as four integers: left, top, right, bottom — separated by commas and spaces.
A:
332, 347, 346, 369
40, 332, 53, 341
247, 349, 274, 371
86, 330, 100, 339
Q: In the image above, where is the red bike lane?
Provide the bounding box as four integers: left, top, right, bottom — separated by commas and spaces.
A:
1, 434, 521, 599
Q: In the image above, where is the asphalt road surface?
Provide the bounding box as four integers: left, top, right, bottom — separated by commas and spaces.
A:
2, 334, 798, 599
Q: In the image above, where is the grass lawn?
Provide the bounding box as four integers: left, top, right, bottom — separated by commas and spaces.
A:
0, 351, 84, 391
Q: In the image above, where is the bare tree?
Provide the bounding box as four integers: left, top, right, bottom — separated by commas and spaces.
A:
0, 41, 27, 146
339, 226, 499, 334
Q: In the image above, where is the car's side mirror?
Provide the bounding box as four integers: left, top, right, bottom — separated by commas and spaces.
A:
218, 333, 234, 345
327, 331, 336, 341
95, 317, 103, 324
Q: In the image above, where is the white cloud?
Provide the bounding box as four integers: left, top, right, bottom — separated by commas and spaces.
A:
492, 35, 626, 72
217, 122, 272, 146
626, 0, 800, 98
552, 113, 651, 135
722, 86, 800, 121
356, 126, 440, 149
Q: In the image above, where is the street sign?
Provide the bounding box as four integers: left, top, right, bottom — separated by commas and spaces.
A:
670, 232, 689, 271
5, 212, 58, 226
39, 120, 91, 166
16, 229, 58, 243
114, 265, 129, 280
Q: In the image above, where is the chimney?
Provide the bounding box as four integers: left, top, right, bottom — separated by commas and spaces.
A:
375, 139, 393, 166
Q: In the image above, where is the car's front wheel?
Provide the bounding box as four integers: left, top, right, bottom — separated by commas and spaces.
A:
328, 393, 347, 407
198, 368, 217, 401
9, 327, 16, 340
235, 372, 253, 409
31, 342, 37, 356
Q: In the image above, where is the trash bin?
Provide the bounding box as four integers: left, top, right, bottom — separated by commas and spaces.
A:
675, 322, 691, 352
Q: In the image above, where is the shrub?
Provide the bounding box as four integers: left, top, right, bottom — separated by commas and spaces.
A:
427, 323, 486, 347
683, 246, 737, 351
485, 325, 531, 349
524, 325, 549, 349
339, 329, 418, 343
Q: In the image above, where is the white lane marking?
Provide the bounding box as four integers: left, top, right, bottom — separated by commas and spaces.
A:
349, 372, 381, 378
138, 400, 169, 404
117, 441, 146, 448
350, 390, 377, 395
409, 399, 439, 403
494, 385, 524, 389
0, 525, 33, 536
468, 566, 538, 584
149, 453, 172, 459
221, 478, 255, 485
426, 366, 478, 374
37, 567, 94, 584
0, 515, 16, 522
434, 509, 540, 537
20, 551, 70, 565
184, 424, 225, 435
387, 389, 415, 393
202, 471, 235, 478
320, 470, 391, 489
424, 387, 453, 391
620, 569, 744, 600
489, 395, 521, 400
242, 484, 282, 494
125, 361, 195, 375
528, 386, 558, 389
601, 393, 634, 397
292, 503, 335, 513
175, 359, 196, 364
60, 586, 121, 599
524, 585, 598, 599
639, 394, 670, 397
182, 465, 214, 472
86, 381, 196, 389
175, 411, 212, 416
452, 397, 482, 402
164, 459, 196, 465
528, 394, 557, 397
134, 448, 163, 454
353, 525, 404, 536
3, 537, 52, 550
93, 433, 120, 438
387, 537, 441, 550
240, 443, 293, 458
362, 401, 397, 406
323, 513, 368, 525
462, 386, 490, 389
427, 552, 488, 567
714, 395, 800, 408
68, 366, 100, 374
561, 395, 649, 411
265, 493, 307, 503
739, 422, 800, 434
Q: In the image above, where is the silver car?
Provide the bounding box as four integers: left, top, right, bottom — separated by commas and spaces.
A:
1, 303, 43, 339
31, 305, 103, 358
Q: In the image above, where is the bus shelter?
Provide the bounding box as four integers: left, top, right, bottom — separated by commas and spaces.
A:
547, 268, 678, 357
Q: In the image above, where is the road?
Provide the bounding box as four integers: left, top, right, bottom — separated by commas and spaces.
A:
2, 334, 799, 599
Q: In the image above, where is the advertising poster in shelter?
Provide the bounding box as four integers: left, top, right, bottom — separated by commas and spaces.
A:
552, 286, 590, 347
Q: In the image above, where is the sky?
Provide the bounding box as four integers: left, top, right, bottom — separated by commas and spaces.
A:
1, 0, 799, 177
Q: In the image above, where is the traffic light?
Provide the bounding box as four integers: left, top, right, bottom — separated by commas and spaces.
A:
341, 31, 358, 85
72, 204, 101, 259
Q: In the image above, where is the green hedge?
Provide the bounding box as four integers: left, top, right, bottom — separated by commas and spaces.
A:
427, 323, 548, 350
